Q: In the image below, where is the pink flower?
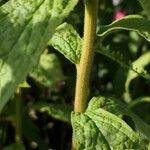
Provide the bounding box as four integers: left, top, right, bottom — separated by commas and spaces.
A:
114, 10, 126, 20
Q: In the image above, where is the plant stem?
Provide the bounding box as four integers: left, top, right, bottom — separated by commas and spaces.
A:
15, 88, 22, 143
74, 0, 99, 112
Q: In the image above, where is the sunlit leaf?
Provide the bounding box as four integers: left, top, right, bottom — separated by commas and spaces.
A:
125, 51, 150, 96
98, 15, 150, 41
49, 23, 82, 64
0, 0, 78, 112
18, 81, 30, 88
72, 96, 148, 150
129, 97, 150, 108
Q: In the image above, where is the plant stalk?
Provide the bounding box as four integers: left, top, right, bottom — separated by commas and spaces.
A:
15, 88, 22, 143
74, 0, 99, 112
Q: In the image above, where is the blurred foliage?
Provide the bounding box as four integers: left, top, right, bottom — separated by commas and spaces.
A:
0, 0, 150, 149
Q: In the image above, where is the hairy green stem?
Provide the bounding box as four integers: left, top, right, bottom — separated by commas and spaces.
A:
74, 0, 99, 112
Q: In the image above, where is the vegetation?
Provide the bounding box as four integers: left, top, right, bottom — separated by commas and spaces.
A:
0, 0, 150, 149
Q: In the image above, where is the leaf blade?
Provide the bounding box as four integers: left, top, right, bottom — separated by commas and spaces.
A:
97, 15, 150, 41
125, 51, 150, 96
72, 96, 148, 150
0, 0, 78, 112
48, 23, 82, 64
34, 102, 72, 123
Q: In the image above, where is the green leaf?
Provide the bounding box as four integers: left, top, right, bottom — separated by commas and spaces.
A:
129, 97, 150, 108
34, 102, 72, 123
0, 0, 78, 112
30, 52, 64, 88
138, 0, 150, 18
48, 23, 82, 64
3, 143, 25, 150
96, 46, 149, 81
18, 81, 30, 88
72, 96, 148, 150
125, 51, 150, 96
88, 97, 150, 141
97, 15, 150, 41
